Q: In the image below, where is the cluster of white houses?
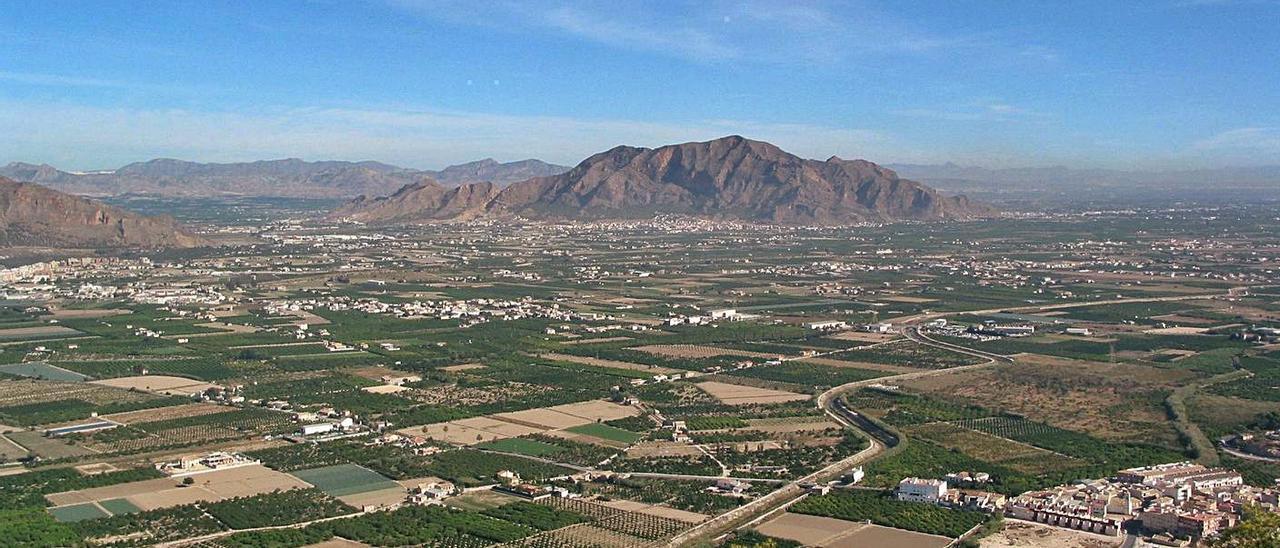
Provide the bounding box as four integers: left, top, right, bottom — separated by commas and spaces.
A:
891, 461, 1279, 542
264, 295, 580, 327
1006, 462, 1276, 542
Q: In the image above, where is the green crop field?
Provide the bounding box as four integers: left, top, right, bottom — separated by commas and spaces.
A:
48, 503, 111, 522
291, 464, 401, 497
565, 423, 644, 443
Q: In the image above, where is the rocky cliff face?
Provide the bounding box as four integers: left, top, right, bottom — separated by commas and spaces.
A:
333, 136, 997, 225
0, 177, 205, 248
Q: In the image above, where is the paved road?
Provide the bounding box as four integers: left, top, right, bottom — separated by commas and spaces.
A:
473, 448, 791, 485
903, 326, 1014, 363
892, 291, 1231, 328
668, 359, 999, 547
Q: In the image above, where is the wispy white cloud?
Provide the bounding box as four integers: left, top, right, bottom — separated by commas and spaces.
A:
0, 70, 133, 89
0, 99, 896, 170
0, 70, 212, 96
540, 6, 736, 61
385, 0, 1031, 65
893, 101, 1045, 122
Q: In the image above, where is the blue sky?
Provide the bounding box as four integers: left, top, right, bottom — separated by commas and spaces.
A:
1, 0, 1277, 170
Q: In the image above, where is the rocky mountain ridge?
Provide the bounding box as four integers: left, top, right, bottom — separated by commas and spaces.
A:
334, 136, 996, 225
0, 177, 205, 248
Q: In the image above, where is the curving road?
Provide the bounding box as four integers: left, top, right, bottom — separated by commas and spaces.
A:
668, 358, 999, 547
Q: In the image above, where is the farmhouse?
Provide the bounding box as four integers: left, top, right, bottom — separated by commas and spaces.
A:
895, 477, 948, 503
709, 308, 738, 320
299, 423, 335, 436
156, 452, 260, 476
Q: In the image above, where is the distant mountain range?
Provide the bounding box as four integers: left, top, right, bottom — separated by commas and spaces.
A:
333, 136, 995, 225
0, 158, 569, 199
0, 177, 204, 248
888, 163, 1280, 202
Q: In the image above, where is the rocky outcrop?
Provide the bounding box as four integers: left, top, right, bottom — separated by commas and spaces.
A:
0, 177, 205, 247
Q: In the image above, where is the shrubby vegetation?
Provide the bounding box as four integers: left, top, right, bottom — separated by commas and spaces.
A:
203, 488, 355, 529
0, 508, 79, 547
0, 467, 163, 510
793, 490, 989, 538
481, 500, 586, 530
326, 504, 533, 545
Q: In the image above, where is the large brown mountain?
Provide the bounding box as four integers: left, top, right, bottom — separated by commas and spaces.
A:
333, 136, 996, 225
0, 158, 568, 198
0, 177, 205, 248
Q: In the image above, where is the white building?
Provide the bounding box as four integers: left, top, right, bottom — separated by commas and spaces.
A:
709, 308, 738, 320
896, 477, 948, 503
300, 423, 335, 436
805, 320, 848, 330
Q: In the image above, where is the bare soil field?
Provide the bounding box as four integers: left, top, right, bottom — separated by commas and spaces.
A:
164, 322, 261, 339
755, 512, 861, 545
304, 538, 372, 548
90, 375, 221, 396
541, 352, 678, 374
445, 489, 522, 511
800, 356, 918, 374
0, 434, 30, 460
695, 381, 809, 405
345, 365, 419, 380
980, 520, 1120, 547
625, 441, 704, 458
826, 331, 899, 343
746, 417, 841, 434
560, 336, 633, 345
633, 344, 780, 359
494, 408, 596, 430
101, 402, 232, 425
362, 384, 409, 394
45, 464, 308, 511
828, 525, 951, 548
0, 325, 84, 340
1149, 314, 1217, 326
336, 485, 406, 509
600, 499, 708, 523
1142, 326, 1211, 335
877, 295, 939, 303
400, 400, 639, 444
757, 513, 951, 548
403, 419, 536, 446
6, 430, 95, 459
44, 308, 131, 319
551, 400, 644, 422
439, 363, 487, 372
74, 463, 119, 475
